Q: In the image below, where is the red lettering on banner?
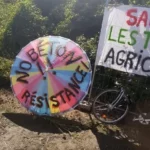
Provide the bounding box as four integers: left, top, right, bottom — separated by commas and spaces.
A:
126, 9, 148, 27
137, 11, 148, 27
126, 8, 137, 26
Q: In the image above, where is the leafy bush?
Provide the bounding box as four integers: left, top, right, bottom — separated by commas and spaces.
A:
0, 57, 12, 78
0, 57, 12, 86
0, 0, 47, 59
0, 0, 150, 101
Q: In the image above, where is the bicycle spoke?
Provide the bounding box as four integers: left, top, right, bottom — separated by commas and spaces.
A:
114, 106, 127, 112
95, 101, 106, 105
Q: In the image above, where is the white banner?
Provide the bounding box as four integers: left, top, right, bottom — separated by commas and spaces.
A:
96, 5, 150, 76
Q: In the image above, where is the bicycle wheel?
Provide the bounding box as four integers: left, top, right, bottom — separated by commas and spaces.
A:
92, 89, 129, 124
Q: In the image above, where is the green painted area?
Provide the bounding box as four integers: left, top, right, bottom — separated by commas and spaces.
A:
108, 25, 150, 49
144, 31, 150, 49
108, 26, 116, 42
118, 28, 128, 44
128, 30, 138, 46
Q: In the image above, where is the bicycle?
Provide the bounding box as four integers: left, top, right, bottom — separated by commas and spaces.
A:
92, 82, 150, 125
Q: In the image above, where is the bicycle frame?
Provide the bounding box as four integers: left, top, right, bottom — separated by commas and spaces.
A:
110, 88, 128, 110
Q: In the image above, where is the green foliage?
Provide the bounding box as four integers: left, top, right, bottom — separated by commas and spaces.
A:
129, 0, 150, 6
0, 1, 20, 46
68, 0, 104, 39
0, 57, 12, 78
0, 0, 150, 101
0, 0, 105, 59
0, 0, 47, 58
54, 0, 77, 36
76, 35, 98, 67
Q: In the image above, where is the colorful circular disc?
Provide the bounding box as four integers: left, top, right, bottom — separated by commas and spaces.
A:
10, 36, 92, 116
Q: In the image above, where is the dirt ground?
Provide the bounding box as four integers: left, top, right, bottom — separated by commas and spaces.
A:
0, 88, 150, 150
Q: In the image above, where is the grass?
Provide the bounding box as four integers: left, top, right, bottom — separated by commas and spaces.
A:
0, 57, 12, 78
0, 57, 12, 87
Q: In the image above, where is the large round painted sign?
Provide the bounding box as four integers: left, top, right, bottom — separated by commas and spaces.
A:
10, 36, 92, 116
